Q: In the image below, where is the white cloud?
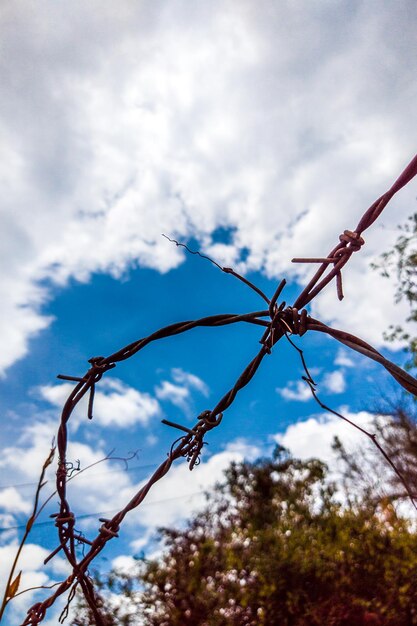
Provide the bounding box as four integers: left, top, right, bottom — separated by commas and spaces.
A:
172, 368, 209, 397
0, 512, 16, 531
277, 380, 312, 402
0, 420, 57, 484
1, 2, 416, 373
0, 300, 53, 379
39, 378, 160, 428
278, 368, 346, 401
0, 487, 31, 515
155, 368, 209, 413
155, 381, 190, 412
274, 409, 374, 467
111, 554, 139, 576
322, 370, 346, 394
0, 513, 18, 545
203, 242, 240, 269
334, 349, 354, 368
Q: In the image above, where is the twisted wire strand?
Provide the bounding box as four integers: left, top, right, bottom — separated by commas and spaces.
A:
20, 153, 417, 625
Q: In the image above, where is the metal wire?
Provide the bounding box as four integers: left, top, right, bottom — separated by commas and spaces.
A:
20, 153, 417, 625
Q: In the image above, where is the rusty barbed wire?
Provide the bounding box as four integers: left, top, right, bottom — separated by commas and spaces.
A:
19, 153, 417, 625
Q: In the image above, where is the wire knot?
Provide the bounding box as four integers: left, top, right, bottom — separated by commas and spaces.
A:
197, 409, 223, 430
281, 307, 309, 336
88, 356, 116, 376
187, 410, 223, 470
337, 230, 365, 254
291, 230, 365, 301
163, 410, 223, 470
333, 231, 365, 300
262, 305, 309, 352
98, 518, 120, 540
53, 512, 75, 533
84, 357, 116, 420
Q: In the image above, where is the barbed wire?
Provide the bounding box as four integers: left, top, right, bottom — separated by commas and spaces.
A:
17, 153, 417, 625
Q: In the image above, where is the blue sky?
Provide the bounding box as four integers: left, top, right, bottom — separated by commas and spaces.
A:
1, 1, 417, 623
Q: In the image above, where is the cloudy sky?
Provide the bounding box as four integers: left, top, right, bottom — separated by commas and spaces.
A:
1, 1, 417, 623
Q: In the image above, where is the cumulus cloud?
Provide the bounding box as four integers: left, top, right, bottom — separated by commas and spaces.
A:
278, 368, 346, 401
39, 378, 160, 428
277, 380, 313, 402
334, 349, 355, 368
0, 420, 57, 483
0, 487, 31, 515
0, 512, 16, 532
274, 409, 374, 467
111, 554, 140, 576
171, 368, 209, 397
155, 368, 209, 413
322, 370, 346, 394
0, 513, 18, 545
1, 2, 416, 373
155, 381, 190, 413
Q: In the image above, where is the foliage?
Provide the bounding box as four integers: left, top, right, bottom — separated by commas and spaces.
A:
372, 212, 417, 367
72, 446, 417, 626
